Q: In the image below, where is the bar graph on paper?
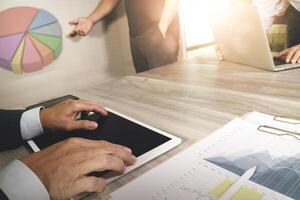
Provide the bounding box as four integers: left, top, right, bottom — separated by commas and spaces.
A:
112, 113, 300, 200
150, 160, 262, 200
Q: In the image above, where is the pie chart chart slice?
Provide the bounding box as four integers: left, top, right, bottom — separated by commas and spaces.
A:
11, 37, 25, 74
30, 22, 62, 37
0, 7, 38, 37
29, 34, 54, 66
22, 35, 43, 73
0, 33, 24, 70
0, 7, 62, 74
30, 33, 62, 58
29, 9, 58, 30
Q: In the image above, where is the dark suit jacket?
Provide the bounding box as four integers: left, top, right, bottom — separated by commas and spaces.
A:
0, 110, 24, 152
0, 189, 9, 200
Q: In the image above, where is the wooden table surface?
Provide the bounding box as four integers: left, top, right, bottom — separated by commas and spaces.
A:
1, 60, 300, 199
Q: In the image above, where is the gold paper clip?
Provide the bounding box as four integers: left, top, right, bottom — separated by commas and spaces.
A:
273, 116, 300, 125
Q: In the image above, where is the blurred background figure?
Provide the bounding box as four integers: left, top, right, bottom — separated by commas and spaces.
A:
69, 0, 180, 73
215, 0, 300, 64
253, 0, 300, 63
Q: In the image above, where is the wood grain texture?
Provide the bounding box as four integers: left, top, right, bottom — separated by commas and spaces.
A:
1, 59, 300, 199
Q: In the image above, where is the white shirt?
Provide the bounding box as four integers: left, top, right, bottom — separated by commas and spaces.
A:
0, 107, 50, 200
254, 0, 300, 31
290, 0, 300, 10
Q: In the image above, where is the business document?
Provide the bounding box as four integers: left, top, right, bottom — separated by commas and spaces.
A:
111, 112, 300, 200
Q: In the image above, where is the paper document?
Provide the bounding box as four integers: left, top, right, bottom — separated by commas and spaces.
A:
111, 112, 300, 200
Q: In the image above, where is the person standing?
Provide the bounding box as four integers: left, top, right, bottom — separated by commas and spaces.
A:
69, 0, 180, 73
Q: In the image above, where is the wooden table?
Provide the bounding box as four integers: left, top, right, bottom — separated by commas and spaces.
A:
1, 60, 300, 199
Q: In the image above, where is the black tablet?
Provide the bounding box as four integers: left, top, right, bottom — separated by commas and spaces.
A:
27, 108, 182, 182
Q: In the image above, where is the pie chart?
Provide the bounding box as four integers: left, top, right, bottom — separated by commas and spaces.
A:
0, 7, 62, 74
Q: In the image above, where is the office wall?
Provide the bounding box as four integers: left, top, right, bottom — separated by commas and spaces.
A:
0, 0, 134, 108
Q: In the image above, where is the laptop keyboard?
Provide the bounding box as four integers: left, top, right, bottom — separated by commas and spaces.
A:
273, 58, 287, 66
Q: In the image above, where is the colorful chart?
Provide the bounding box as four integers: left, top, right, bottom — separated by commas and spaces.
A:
0, 7, 62, 74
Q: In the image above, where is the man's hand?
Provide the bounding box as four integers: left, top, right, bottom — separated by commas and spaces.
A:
158, 0, 179, 39
277, 44, 300, 64
21, 138, 137, 200
158, 22, 168, 38
40, 99, 107, 131
215, 46, 224, 61
69, 17, 94, 37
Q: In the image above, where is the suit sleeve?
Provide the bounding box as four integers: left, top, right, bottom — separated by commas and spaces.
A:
0, 110, 24, 152
0, 189, 9, 200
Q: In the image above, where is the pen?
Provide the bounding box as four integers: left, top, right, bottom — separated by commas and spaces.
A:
219, 167, 256, 200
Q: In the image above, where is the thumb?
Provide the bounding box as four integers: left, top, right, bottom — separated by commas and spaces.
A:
69, 18, 79, 25
67, 120, 98, 131
71, 177, 106, 197
279, 48, 290, 57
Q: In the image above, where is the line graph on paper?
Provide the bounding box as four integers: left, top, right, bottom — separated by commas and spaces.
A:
205, 151, 300, 199
199, 119, 300, 199
111, 118, 297, 200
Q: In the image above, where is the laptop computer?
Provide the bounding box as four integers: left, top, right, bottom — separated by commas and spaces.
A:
210, 4, 300, 71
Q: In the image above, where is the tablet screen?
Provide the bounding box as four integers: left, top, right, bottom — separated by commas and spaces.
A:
30, 111, 171, 157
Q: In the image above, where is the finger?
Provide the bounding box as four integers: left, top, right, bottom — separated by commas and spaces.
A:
71, 141, 136, 165
77, 155, 126, 176
101, 143, 137, 165
78, 31, 83, 36
278, 48, 290, 57
68, 30, 78, 37
291, 50, 300, 64
71, 101, 108, 116
272, 52, 280, 58
67, 120, 98, 131
69, 19, 79, 25
72, 177, 106, 197
77, 99, 108, 115
217, 51, 224, 61
286, 47, 298, 63
84, 144, 136, 165
69, 27, 81, 37
215, 48, 224, 61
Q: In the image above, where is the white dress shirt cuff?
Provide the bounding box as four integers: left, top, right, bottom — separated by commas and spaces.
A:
20, 107, 44, 140
0, 160, 50, 200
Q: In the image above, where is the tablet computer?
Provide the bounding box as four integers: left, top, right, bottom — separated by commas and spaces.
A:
27, 108, 182, 182
26, 95, 79, 110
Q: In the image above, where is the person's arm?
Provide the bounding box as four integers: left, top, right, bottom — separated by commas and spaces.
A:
0, 110, 24, 151
69, 0, 120, 37
0, 160, 50, 200
0, 189, 9, 200
0, 99, 107, 152
0, 138, 136, 200
158, 0, 180, 38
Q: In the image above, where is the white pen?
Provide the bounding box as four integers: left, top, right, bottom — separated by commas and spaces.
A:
219, 166, 256, 200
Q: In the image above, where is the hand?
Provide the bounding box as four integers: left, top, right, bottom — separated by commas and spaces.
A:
277, 44, 300, 64
21, 138, 137, 200
215, 46, 224, 61
40, 99, 107, 131
69, 17, 94, 37
158, 22, 168, 38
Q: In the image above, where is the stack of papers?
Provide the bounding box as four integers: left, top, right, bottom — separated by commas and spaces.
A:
111, 112, 300, 200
